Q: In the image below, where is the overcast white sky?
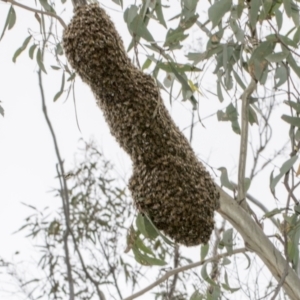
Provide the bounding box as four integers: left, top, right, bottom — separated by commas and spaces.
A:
0, 0, 295, 299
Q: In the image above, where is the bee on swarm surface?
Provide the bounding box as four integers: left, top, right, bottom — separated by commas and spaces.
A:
63, 3, 220, 246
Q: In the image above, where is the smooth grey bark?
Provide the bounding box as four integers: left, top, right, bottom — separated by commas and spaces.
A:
218, 187, 300, 299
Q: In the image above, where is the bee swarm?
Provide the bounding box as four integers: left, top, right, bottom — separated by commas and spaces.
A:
63, 3, 220, 246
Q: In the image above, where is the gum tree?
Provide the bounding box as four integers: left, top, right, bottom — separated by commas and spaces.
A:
1, 0, 300, 299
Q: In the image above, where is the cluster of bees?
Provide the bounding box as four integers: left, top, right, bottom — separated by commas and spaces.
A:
63, 4, 220, 246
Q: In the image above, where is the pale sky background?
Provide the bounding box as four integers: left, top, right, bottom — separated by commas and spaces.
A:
0, 0, 295, 299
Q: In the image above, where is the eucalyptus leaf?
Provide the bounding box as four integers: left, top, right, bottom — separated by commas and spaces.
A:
275, 64, 288, 88
0, 6, 16, 41
36, 48, 47, 74
270, 155, 298, 193
208, 0, 232, 28
201, 244, 209, 261
132, 245, 166, 266
220, 228, 233, 254
287, 53, 300, 78
190, 290, 204, 300
154, 0, 167, 28
282, 115, 300, 127
12, 35, 32, 63
53, 72, 65, 102
275, 8, 283, 31
265, 51, 289, 63
201, 262, 219, 286
284, 100, 300, 113
28, 44, 38, 60
249, 0, 260, 29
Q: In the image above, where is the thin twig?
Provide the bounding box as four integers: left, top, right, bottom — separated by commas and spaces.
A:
1, 0, 67, 29
208, 220, 225, 294
99, 241, 122, 299
123, 248, 247, 300
38, 63, 75, 300
37, 17, 74, 299
270, 171, 292, 300
167, 244, 180, 299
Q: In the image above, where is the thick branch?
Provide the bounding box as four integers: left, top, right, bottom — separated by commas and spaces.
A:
218, 187, 300, 300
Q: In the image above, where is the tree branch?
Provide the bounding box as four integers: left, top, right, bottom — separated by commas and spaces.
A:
238, 79, 257, 210
1, 0, 67, 29
123, 248, 247, 300
218, 187, 300, 300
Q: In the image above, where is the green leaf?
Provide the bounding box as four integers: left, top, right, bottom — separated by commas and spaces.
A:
201, 263, 218, 287
265, 51, 289, 63
259, 0, 273, 21
53, 72, 65, 102
284, 100, 300, 113
39, 0, 55, 13
222, 271, 240, 292
145, 214, 174, 245
12, 35, 32, 63
157, 62, 201, 73
154, 0, 167, 28
132, 245, 166, 266
8, 6, 16, 30
282, 115, 300, 127
243, 252, 251, 269
275, 64, 288, 88
51, 65, 61, 70
293, 26, 300, 44
201, 244, 209, 261
263, 208, 285, 219
283, 0, 292, 17
129, 15, 154, 42
168, 63, 197, 108
248, 105, 258, 125
124, 5, 138, 24
232, 69, 246, 89
275, 9, 283, 31
136, 213, 159, 239
207, 285, 221, 300
280, 34, 298, 48
217, 80, 224, 102
227, 103, 241, 134
0, 6, 16, 41
0, 104, 4, 117
249, 41, 274, 81
270, 155, 298, 193
163, 73, 174, 88
28, 44, 38, 59
142, 57, 152, 70
287, 53, 300, 78
111, 0, 123, 7
55, 43, 63, 56
208, 0, 233, 28
164, 28, 188, 49
249, 0, 260, 29
222, 257, 231, 265
36, 48, 47, 74
244, 177, 251, 192
219, 228, 233, 254
190, 290, 204, 300
135, 236, 154, 256
291, 6, 300, 26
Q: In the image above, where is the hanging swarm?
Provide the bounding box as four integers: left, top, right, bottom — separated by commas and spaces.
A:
63, 3, 220, 246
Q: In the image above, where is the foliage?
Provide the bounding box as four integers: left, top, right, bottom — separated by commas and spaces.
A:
1, 0, 300, 299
